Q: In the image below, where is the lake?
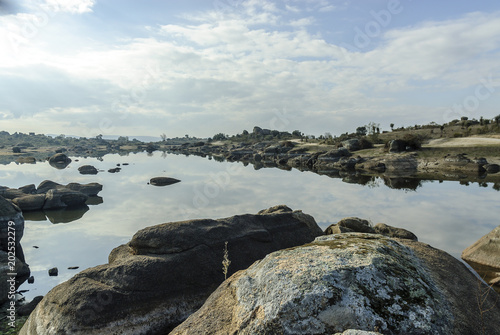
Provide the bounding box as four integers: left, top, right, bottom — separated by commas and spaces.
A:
1, 151, 499, 302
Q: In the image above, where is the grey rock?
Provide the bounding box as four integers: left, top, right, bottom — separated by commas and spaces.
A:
0, 187, 25, 199
342, 139, 360, 151
43, 189, 88, 210
78, 165, 98, 175
65, 182, 103, 196
18, 184, 36, 194
149, 177, 181, 186
325, 217, 375, 235
20, 207, 323, 335
12, 194, 46, 211
172, 233, 500, 335
373, 223, 418, 241
36, 180, 63, 194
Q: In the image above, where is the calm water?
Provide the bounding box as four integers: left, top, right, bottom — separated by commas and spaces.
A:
1, 151, 499, 302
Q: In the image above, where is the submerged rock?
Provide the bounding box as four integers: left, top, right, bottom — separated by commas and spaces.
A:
20, 207, 323, 335
172, 233, 500, 335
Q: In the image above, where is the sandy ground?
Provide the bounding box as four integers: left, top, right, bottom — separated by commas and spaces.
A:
426, 136, 500, 147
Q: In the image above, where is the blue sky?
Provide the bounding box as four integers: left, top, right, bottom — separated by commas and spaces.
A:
1, 0, 500, 138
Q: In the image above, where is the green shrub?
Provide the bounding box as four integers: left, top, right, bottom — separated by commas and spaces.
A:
453, 133, 463, 138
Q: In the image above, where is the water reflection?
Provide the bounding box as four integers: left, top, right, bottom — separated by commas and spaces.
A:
1, 151, 498, 302
44, 206, 89, 224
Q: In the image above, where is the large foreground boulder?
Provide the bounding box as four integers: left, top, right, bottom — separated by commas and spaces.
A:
172, 233, 500, 335
20, 206, 323, 334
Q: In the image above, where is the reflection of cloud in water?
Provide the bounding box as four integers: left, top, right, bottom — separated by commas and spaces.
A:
6, 152, 499, 301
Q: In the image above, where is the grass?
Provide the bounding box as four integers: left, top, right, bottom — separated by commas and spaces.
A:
0, 315, 28, 334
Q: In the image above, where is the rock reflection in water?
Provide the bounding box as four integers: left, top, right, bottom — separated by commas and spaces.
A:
44, 206, 90, 224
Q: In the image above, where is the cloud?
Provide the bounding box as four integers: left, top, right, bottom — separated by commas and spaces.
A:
43, 0, 96, 14
1, 2, 499, 137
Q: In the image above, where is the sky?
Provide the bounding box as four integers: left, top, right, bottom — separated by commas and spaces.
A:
0, 0, 500, 139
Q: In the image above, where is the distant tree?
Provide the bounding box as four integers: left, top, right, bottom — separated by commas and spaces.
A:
292, 130, 302, 137
242, 130, 249, 136
212, 133, 226, 141
390, 123, 394, 131
356, 126, 367, 136
324, 132, 333, 139
96, 134, 103, 140
495, 114, 500, 125
185, 134, 189, 138
160, 133, 167, 142
366, 122, 380, 135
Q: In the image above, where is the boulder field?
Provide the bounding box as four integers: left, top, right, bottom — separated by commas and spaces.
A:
0, 180, 103, 212
19, 208, 500, 335
167, 141, 500, 180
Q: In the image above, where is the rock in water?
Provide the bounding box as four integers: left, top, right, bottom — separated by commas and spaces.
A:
48, 153, 71, 169
43, 189, 88, 209
20, 207, 323, 335
172, 233, 500, 335
78, 165, 98, 175
12, 194, 46, 211
149, 177, 181, 186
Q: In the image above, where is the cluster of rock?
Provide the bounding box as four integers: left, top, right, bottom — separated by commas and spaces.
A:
168, 141, 500, 179
20, 206, 500, 335
0, 180, 102, 211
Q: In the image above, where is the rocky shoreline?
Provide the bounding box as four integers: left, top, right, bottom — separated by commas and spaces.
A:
15, 205, 500, 335
166, 139, 500, 186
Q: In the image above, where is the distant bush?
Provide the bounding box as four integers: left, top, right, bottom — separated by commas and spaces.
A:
453, 133, 463, 138
12, 147, 21, 153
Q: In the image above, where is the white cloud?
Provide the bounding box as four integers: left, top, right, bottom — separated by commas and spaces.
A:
1, 2, 500, 137
43, 0, 95, 14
